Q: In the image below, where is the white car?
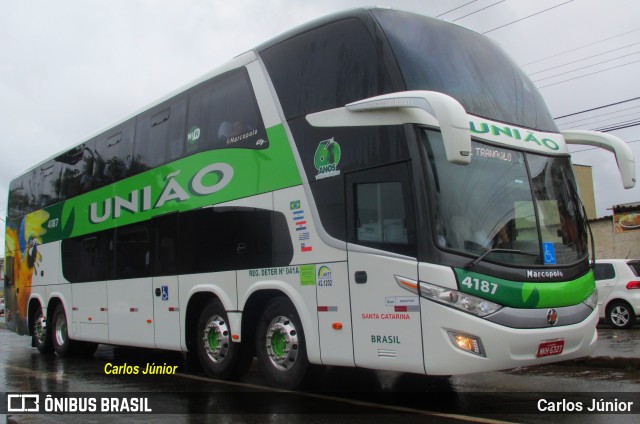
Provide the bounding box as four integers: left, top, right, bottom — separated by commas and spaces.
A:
594, 259, 640, 329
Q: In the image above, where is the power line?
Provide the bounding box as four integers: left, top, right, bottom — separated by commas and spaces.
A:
557, 105, 640, 126
522, 27, 640, 66
594, 120, 640, 132
528, 41, 640, 76
532, 51, 640, 83
593, 117, 640, 130
555, 97, 640, 120
436, 0, 478, 18
482, 0, 574, 34
570, 139, 640, 154
558, 111, 640, 129
537, 59, 640, 89
452, 0, 505, 22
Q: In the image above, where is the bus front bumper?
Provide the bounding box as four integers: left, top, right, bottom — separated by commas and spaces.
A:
421, 298, 598, 375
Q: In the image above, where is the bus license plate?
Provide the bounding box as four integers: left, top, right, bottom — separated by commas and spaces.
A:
536, 339, 564, 358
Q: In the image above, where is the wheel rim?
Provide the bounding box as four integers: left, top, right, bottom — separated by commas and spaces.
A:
203, 315, 229, 363
34, 312, 47, 345
55, 312, 67, 347
265, 316, 299, 370
611, 306, 630, 327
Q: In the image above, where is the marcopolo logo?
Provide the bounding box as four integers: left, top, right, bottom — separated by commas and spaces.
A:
314, 138, 341, 180
89, 163, 234, 224
526, 270, 564, 279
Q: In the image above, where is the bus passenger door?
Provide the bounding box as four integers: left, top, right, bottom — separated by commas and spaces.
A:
346, 163, 425, 374
152, 213, 181, 350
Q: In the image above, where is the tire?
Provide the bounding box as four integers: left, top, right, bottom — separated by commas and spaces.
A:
607, 301, 635, 329
52, 304, 73, 357
32, 305, 53, 353
196, 299, 243, 379
255, 297, 309, 389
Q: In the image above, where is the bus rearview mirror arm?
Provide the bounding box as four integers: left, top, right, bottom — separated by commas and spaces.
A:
306, 90, 471, 165
562, 130, 636, 189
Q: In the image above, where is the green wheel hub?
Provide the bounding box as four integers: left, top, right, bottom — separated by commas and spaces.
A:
265, 316, 299, 370
203, 315, 230, 363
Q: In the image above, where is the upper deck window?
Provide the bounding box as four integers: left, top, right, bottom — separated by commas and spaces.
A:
373, 9, 558, 132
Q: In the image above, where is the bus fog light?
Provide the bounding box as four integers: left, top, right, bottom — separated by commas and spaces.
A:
448, 332, 485, 356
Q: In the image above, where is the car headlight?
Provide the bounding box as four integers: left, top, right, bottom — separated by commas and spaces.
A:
419, 281, 502, 317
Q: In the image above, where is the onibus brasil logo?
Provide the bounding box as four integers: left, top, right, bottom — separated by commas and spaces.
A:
314, 138, 341, 180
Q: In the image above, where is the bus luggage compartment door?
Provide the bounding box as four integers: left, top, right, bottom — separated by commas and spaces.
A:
348, 251, 424, 374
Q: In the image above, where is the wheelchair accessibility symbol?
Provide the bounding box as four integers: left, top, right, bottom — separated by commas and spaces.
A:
161, 285, 169, 301
542, 242, 556, 265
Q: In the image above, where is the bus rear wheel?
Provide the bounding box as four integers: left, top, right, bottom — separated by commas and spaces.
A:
255, 297, 309, 389
52, 304, 73, 357
196, 299, 243, 379
32, 305, 53, 353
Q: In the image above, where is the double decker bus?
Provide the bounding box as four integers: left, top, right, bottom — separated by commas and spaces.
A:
4, 8, 636, 389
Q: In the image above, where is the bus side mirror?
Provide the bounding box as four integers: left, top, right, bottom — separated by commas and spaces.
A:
562, 130, 636, 189
306, 90, 471, 165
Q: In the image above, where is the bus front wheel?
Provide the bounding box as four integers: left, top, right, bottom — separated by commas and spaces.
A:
255, 297, 309, 389
196, 299, 242, 379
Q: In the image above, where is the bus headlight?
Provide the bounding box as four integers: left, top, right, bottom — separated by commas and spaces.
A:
583, 288, 598, 310
419, 281, 502, 317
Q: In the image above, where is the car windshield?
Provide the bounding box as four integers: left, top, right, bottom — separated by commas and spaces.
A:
373, 8, 557, 132
423, 130, 588, 266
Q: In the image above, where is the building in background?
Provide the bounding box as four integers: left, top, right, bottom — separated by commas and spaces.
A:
572, 164, 640, 259
572, 164, 597, 219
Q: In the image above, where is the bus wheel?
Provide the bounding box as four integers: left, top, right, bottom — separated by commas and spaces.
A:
255, 297, 309, 389
52, 305, 73, 357
32, 306, 53, 353
197, 299, 240, 379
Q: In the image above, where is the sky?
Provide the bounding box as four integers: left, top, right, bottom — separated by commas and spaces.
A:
2, 0, 640, 252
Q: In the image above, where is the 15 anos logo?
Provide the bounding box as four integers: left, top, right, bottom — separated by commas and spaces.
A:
314, 138, 341, 180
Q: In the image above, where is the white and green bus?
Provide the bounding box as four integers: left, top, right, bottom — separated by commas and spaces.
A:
4, 8, 635, 389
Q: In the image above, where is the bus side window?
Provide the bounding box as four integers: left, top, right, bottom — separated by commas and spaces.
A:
153, 213, 178, 276
346, 163, 417, 258
114, 222, 151, 280
61, 229, 113, 283
355, 182, 408, 244
134, 94, 187, 171
186, 69, 267, 155
95, 119, 135, 187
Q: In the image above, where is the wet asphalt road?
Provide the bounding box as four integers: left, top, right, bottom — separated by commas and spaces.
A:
0, 324, 639, 424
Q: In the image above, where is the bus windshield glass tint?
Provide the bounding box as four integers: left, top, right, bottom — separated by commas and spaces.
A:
423, 130, 588, 266
373, 9, 557, 132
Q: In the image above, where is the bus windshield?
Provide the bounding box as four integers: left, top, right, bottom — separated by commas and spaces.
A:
373, 9, 557, 132
423, 130, 588, 266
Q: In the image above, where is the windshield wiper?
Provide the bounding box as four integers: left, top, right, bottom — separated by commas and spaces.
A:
464, 248, 538, 270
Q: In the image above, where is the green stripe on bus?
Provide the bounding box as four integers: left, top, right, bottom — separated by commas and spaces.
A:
11, 123, 301, 244
454, 268, 595, 308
